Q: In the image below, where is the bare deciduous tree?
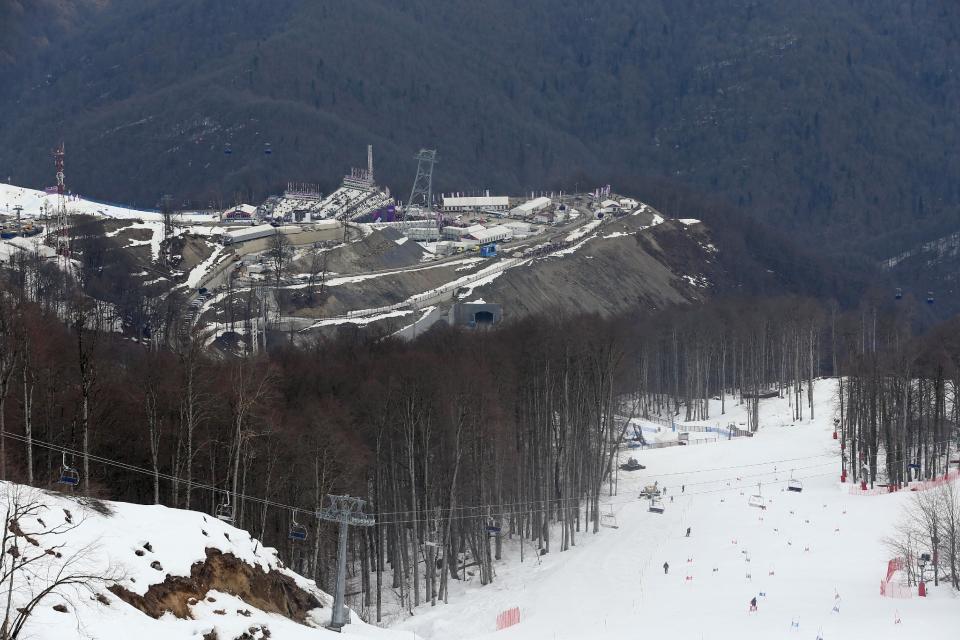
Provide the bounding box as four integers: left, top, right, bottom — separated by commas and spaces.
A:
1, 486, 116, 639
267, 230, 292, 290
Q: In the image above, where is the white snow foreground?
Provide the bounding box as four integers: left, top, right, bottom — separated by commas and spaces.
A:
0, 483, 415, 640
390, 379, 960, 640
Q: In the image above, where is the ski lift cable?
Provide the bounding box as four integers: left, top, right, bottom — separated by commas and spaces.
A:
18, 426, 958, 520
8, 430, 833, 523
8, 432, 953, 527
370, 458, 840, 519
374, 469, 842, 527
11, 428, 929, 523
2, 432, 304, 514
376, 451, 959, 527
371, 452, 842, 518
375, 467, 840, 526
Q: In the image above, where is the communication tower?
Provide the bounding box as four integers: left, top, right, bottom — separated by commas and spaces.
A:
52, 142, 70, 257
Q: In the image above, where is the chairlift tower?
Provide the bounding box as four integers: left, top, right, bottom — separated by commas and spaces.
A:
405, 149, 437, 219
52, 142, 70, 257
317, 495, 375, 631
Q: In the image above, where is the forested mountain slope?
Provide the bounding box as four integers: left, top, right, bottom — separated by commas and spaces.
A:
1, 0, 958, 267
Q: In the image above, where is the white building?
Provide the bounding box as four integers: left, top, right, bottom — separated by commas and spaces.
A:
442, 224, 484, 240
405, 226, 441, 241
510, 196, 552, 217
442, 195, 510, 213
502, 221, 539, 236
466, 225, 513, 244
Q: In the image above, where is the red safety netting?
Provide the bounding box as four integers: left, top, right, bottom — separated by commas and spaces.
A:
849, 469, 959, 496
880, 558, 913, 599
496, 607, 521, 630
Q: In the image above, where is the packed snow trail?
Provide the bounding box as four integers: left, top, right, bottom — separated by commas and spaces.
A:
393, 380, 960, 639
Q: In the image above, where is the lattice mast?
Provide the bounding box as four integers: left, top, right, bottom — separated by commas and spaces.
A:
53, 142, 70, 257
404, 148, 437, 219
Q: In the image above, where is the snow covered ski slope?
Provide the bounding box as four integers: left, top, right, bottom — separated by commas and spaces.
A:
393, 380, 959, 640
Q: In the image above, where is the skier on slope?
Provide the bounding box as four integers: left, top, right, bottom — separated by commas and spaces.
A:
664, 562, 669, 574
749, 596, 758, 612
686, 527, 691, 537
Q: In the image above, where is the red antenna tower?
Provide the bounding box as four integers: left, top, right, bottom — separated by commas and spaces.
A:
53, 142, 70, 257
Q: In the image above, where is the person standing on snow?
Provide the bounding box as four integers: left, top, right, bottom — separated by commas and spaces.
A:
749, 597, 758, 612
686, 527, 691, 537
664, 562, 670, 574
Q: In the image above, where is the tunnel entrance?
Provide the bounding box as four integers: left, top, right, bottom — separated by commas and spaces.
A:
473, 311, 495, 324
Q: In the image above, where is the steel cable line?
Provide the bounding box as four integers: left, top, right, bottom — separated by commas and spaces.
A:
5, 431, 953, 527
7, 429, 839, 526
372, 468, 842, 527
4, 430, 841, 518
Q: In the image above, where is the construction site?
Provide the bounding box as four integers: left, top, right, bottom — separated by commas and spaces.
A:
0, 144, 716, 353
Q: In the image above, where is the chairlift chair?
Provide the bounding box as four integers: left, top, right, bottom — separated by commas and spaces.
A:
289, 523, 308, 541
787, 470, 803, 493
648, 497, 665, 514
485, 510, 502, 535
600, 504, 620, 529
57, 454, 80, 487
748, 483, 767, 509
895, 287, 902, 300
927, 291, 935, 304
263, 142, 273, 156
224, 143, 233, 156
215, 493, 234, 523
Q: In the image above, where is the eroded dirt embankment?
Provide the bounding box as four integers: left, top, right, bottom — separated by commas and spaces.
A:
109, 548, 323, 623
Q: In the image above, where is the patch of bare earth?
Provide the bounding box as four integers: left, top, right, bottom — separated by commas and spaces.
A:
108, 548, 323, 624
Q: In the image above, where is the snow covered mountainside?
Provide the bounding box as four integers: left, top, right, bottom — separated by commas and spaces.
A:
0, 182, 214, 222
0, 483, 413, 640
390, 379, 959, 640
1, 178, 808, 349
